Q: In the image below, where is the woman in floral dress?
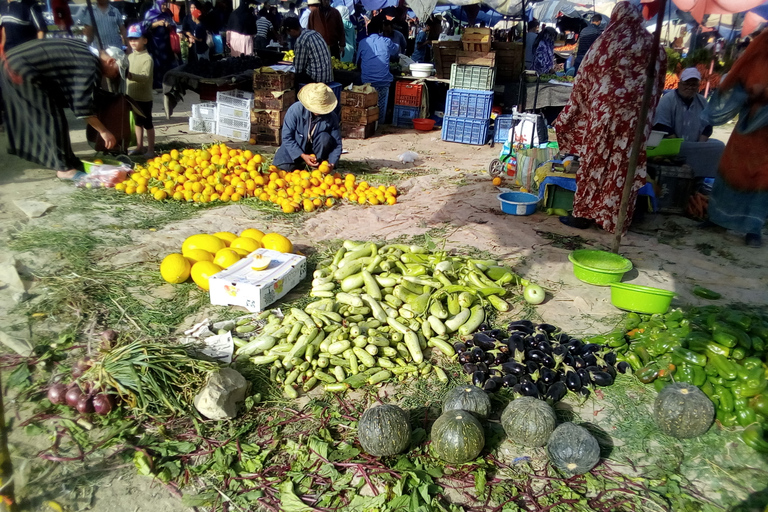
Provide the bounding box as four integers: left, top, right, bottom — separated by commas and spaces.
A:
553, 1, 666, 234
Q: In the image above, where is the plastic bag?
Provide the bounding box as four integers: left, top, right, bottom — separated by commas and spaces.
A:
76, 165, 130, 189
398, 151, 419, 164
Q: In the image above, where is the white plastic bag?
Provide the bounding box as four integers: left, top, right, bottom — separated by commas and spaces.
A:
398, 151, 419, 164
507, 108, 545, 147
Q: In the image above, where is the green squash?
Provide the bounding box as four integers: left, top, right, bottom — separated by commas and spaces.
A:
500, 396, 556, 447
358, 404, 411, 457
442, 385, 491, 419
653, 382, 714, 439
431, 410, 485, 464
547, 422, 600, 476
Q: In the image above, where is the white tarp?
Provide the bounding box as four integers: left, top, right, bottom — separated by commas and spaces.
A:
409, 0, 525, 22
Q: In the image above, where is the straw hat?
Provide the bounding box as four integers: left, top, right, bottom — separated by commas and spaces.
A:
297, 83, 338, 115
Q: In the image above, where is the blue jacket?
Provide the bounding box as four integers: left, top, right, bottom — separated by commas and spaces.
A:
357, 33, 399, 86
272, 101, 343, 168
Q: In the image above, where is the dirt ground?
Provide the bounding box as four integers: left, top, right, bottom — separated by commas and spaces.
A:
0, 90, 766, 511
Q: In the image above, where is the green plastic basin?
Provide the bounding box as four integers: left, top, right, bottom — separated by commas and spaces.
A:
610, 282, 676, 314
568, 250, 633, 286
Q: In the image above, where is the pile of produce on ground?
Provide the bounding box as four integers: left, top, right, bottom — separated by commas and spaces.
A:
613, 305, 768, 451
358, 389, 603, 476
225, 240, 539, 397
455, 320, 626, 397
160, 228, 293, 290
114, 145, 399, 212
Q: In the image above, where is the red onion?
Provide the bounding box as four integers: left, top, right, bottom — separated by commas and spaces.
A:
47, 383, 68, 405
101, 329, 118, 349
92, 394, 115, 415
76, 395, 94, 414
65, 386, 84, 407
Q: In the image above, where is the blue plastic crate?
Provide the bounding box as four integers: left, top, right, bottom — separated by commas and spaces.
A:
493, 114, 515, 143
445, 89, 494, 119
441, 116, 490, 145
393, 105, 420, 128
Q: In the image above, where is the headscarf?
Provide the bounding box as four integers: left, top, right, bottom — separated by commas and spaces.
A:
228, 2, 257, 34
532, 26, 556, 74
144, 0, 173, 23
336, 5, 350, 22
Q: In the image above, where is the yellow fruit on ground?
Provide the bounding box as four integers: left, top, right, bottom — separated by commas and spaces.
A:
190, 261, 223, 291
492, 177, 502, 186
261, 233, 293, 253
240, 228, 265, 242
250, 254, 272, 271
153, 190, 168, 200
181, 234, 226, 255
230, 237, 262, 254
212, 231, 238, 246
282, 203, 296, 213
160, 253, 191, 284
231, 247, 251, 257
184, 248, 214, 265
213, 248, 242, 269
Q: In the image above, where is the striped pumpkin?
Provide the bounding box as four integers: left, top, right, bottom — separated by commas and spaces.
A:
430, 410, 485, 464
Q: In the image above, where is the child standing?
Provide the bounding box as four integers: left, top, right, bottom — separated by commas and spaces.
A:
188, 8, 209, 60
126, 24, 155, 157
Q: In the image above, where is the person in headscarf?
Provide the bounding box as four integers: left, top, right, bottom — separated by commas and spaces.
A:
553, 2, 666, 234
336, 5, 356, 63
226, 1, 256, 56
532, 26, 556, 74
143, 0, 177, 89
307, 0, 344, 59
703, 28, 768, 247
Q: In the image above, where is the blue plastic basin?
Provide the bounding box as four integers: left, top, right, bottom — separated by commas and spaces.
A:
498, 192, 539, 216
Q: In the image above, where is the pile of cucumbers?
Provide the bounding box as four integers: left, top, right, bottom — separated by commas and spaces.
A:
231, 240, 530, 398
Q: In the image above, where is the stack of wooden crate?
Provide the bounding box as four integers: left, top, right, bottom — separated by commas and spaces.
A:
251, 67, 296, 146
491, 41, 523, 83
339, 88, 379, 139
461, 28, 491, 52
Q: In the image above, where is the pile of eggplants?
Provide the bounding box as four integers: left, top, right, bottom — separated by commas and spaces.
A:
456, 320, 627, 402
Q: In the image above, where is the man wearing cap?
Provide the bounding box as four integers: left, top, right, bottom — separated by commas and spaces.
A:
653, 67, 725, 177
0, 38, 122, 179
283, 17, 332, 86
272, 83, 342, 172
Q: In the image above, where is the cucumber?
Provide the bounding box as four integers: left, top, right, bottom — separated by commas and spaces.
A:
404, 330, 424, 364
336, 292, 364, 307
237, 335, 277, 357
341, 273, 365, 292
367, 370, 392, 385
458, 305, 485, 336
323, 383, 350, 393
353, 347, 376, 367
327, 339, 351, 355
427, 316, 447, 336
447, 294, 461, 316
284, 385, 298, 399
445, 308, 471, 333
362, 269, 382, 300
250, 354, 280, 365
430, 299, 449, 319
487, 295, 510, 312
428, 337, 455, 357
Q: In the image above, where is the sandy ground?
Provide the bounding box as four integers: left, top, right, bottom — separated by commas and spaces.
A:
0, 90, 765, 510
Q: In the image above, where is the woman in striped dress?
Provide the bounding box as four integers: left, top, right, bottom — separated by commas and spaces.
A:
0, 38, 120, 179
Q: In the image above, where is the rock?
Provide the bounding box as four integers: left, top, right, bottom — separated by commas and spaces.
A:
13, 199, 53, 218
193, 368, 248, 420
0, 329, 33, 357
0, 253, 27, 303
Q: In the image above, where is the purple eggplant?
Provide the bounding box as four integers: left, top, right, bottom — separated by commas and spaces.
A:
553, 333, 570, 343
453, 342, 467, 353
463, 363, 478, 375
545, 381, 567, 402
537, 323, 558, 334
501, 361, 527, 376
509, 319, 534, 331
616, 361, 631, 374
502, 374, 518, 388
577, 368, 591, 384
572, 356, 586, 370
578, 387, 591, 399
476, 362, 489, 374
519, 381, 539, 398
483, 379, 499, 392
590, 371, 614, 387
519, 374, 533, 385
527, 349, 548, 364
472, 371, 487, 387
583, 353, 598, 367
567, 339, 584, 354
487, 329, 506, 340
579, 343, 601, 356
458, 352, 473, 364
512, 383, 523, 396
536, 339, 553, 355
525, 360, 540, 375
536, 380, 548, 395
540, 367, 557, 385
470, 347, 485, 361
604, 352, 617, 366
552, 344, 569, 357
473, 332, 497, 351
488, 369, 502, 377
602, 365, 617, 379
565, 371, 582, 392
477, 323, 490, 332
493, 352, 510, 365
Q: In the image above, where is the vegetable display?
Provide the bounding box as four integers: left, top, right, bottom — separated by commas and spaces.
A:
500, 396, 557, 447
229, 240, 533, 397
614, 306, 768, 450
653, 382, 715, 439
442, 385, 491, 420
358, 404, 412, 457
455, 321, 624, 399
546, 422, 601, 476
430, 410, 485, 464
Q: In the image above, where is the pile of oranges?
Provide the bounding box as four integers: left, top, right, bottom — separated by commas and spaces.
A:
112, 144, 399, 213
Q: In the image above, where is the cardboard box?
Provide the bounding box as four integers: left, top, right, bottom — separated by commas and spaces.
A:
253, 89, 296, 110
209, 249, 307, 312
340, 89, 378, 108
251, 109, 286, 128
341, 105, 379, 125
253, 67, 294, 91
342, 122, 376, 139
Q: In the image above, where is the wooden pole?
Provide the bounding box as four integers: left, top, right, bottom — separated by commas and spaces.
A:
611, 0, 667, 254
0, 377, 17, 512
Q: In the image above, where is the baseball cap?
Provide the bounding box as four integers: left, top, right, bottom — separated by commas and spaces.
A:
127, 24, 143, 38
307, 0, 321, 5
680, 67, 702, 82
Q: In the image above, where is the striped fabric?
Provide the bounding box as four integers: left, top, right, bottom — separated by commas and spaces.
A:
77, 4, 125, 49
255, 16, 272, 39
294, 29, 333, 84
0, 39, 102, 171
0, 1, 47, 51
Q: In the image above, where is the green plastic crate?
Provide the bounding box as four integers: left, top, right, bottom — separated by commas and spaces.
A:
544, 184, 574, 211
646, 138, 683, 157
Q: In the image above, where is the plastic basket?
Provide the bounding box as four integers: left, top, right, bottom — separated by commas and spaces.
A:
216, 89, 255, 110
217, 103, 250, 120
646, 138, 683, 157
441, 116, 490, 145
217, 114, 251, 131
189, 117, 216, 133
393, 105, 420, 128
493, 114, 514, 143
449, 64, 496, 90
445, 89, 494, 119
394, 82, 424, 107
215, 123, 250, 141
192, 102, 217, 120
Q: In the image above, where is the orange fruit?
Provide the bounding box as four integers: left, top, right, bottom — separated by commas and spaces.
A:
492, 177, 502, 186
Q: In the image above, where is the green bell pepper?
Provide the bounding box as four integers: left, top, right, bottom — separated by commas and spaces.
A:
674, 363, 696, 385
750, 394, 768, 418
717, 409, 738, 427
741, 424, 768, 453
671, 346, 707, 366
691, 365, 707, 386
708, 353, 739, 380
715, 384, 735, 412
637, 366, 659, 384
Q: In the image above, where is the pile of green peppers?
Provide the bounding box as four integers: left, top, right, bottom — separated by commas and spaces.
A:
606, 306, 768, 453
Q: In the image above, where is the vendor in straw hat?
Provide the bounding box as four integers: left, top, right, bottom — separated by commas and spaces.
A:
272, 83, 342, 171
